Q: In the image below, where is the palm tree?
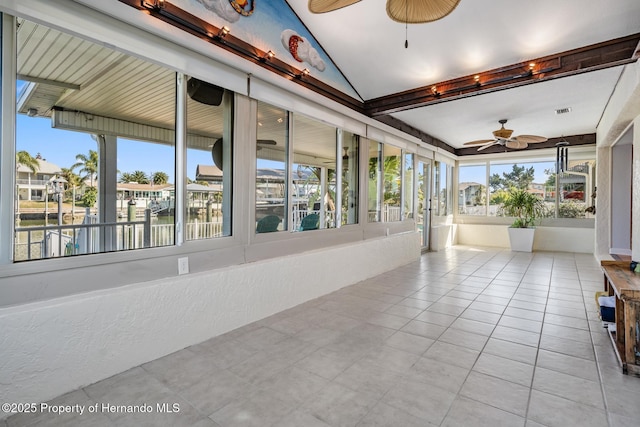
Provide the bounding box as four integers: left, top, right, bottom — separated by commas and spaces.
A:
72, 150, 98, 187
119, 172, 134, 183
15, 150, 39, 214
59, 167, 81, 199
16, 150, 40, 174
151, 171, 169, 185
129, 170, 150, 184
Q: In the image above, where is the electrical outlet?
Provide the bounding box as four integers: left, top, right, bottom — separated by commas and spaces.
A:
178, 257, 189, 275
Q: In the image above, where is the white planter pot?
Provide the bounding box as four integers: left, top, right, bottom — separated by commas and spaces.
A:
508, 227, 535, 252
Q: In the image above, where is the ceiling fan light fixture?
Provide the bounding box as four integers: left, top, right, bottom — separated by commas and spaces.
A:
386, 0, 461, 24
493, 119, 513, 139
465, 119, 548, 151
308, 0, 361, 13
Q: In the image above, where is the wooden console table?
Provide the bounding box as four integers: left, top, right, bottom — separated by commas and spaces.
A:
601, 260, 640, 376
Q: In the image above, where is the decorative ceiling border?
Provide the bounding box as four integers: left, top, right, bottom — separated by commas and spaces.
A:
365, 33, 640, 116
118, 0, 366, 113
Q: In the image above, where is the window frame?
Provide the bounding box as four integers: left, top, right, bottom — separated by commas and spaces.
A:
456, 147, 597, 224
0, 6, 425, 305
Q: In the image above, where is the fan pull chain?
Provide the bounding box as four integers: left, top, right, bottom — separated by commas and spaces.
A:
404, 0, 408, 48
405, 22, 408, 48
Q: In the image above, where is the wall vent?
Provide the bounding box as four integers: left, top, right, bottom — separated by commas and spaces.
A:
555, 107, 572, 115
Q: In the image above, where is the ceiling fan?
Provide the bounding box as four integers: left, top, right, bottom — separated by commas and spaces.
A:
308, 0, 461, 23
463, 119, 548, 151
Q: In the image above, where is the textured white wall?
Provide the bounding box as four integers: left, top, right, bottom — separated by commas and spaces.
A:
0, 232, 420, 417
456, 224, 594, 253
595, 146, 612, 259
611, 142, 632, 254
456, 224, 510, 248
633, 118, 640, 262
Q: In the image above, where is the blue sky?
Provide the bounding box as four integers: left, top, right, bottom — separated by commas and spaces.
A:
17, 115, 211, 182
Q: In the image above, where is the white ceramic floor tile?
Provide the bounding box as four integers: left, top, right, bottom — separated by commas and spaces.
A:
10, 247, 635, 427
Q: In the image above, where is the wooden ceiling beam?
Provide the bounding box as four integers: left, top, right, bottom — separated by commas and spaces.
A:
365, 33, 640, 116
118, 0, 366, 114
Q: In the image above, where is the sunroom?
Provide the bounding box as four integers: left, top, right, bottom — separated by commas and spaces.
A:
1, 0, 640, 425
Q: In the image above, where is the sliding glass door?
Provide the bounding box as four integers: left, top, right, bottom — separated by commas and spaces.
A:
417, 158, 432, 250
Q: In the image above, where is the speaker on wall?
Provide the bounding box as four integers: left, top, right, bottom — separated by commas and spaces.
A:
212, 138, 224, 171
187, 78, 224, 106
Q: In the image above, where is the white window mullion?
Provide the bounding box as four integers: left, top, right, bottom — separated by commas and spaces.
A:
286, 112, 294, 232
175, 73, 187, 245
1, 14, 17, 264
335, 128, 343, 228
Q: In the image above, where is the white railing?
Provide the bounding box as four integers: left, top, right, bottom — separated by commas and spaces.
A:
15, 219, 151, 261
367, 205, 403, 222
16, 179, 49, 186
384, 205, 402, 222
291, 208, 336, 230
14, 217, 224, 261
185, 220, 224, 240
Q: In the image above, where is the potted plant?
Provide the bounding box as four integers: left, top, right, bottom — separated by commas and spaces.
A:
501, 187, 545, 252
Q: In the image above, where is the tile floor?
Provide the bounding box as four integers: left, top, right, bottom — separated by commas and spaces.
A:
6, 246, 640, 427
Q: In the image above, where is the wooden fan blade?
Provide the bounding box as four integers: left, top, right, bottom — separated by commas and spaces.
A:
515, 135, 547, 144
477, 141, 498, 151
386, 0, 461, 23
463, 139, 495, 146
506, 140, 528, 149
309, 0, 361, 13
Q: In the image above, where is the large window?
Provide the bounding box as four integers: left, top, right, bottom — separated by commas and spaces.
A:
186, 77, 233, 240
368, 141, 383, 222
557, 159, 595, 219
255, 101, 288, 233
488, 161, 549, 216
292, 115, 337, 231
403, 153, 414, 219
341, 131, 359, 226
433, 161, 452, 216
458, 164, 487, 215
368, 142, 412, 222
459, 152, 596, 219
383, 145, 402, 222
14, 18, 178, 261
255, 103, 360, 233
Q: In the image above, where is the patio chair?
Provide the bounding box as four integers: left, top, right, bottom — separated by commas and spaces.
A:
299, 213, 319, 231
256, 215, 281, 233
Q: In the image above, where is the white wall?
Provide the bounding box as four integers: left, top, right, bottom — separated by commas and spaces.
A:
595, 146, 612, 259
633, 119, 640, 262
611, 141, 632, 255
456, 224, 595, 253
0, 232, 420, 417
595, 60, 640, 260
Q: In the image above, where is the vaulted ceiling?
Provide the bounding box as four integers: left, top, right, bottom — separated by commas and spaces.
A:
287, 0, 640, 154
25, 0, 640, 156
